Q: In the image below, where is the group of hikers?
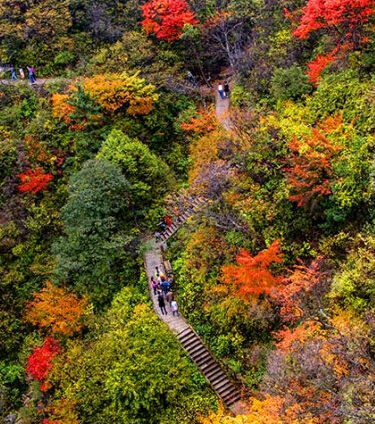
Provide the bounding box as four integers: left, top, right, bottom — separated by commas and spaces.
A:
218, 81, 230, 99
151, 266, 179, 316
8, 66, 37, 83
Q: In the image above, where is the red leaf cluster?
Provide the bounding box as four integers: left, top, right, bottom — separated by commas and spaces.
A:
18, 168, 53, 194
26, 337, 60, 384
222, 240, 283, 300
293, 0, 375, 40
307, 52, 335, 84
141, 0, 198, 41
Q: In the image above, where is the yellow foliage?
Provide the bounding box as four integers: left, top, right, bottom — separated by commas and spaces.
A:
82, 72, 158, 114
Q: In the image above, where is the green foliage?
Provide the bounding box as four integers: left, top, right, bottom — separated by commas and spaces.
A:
330, 234, 375, 314
271, 65, 312, 102
97, 129, 173, 209
53, 159, 138, 306
49, 291, 216, 424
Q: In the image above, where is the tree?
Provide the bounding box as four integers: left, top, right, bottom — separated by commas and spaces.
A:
291, 0, 375, 82
25, 281, 88, 337
53, 159, 136, 307
96, 129, 173, 207
222, 241, 283, 300
48, 292, 215, 424
82, 73, 158, 114
293, 0, 375, 45
284, 128, 342, 208
306, 52, 335, 85
18, 168, 53, 194
202, 11, 249, 68
26, 337, 61, 390
141, 0, 198, 41
272, 258, 326, 323
0, 0, 72, 61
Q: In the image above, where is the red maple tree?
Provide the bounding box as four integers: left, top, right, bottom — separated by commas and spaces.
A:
141, 0, 198, 41
26, 337, 61, 389
284, 129, 342, 207
293, 0, 375, 43
222, 240, 283, 300
18, 168, 53, 194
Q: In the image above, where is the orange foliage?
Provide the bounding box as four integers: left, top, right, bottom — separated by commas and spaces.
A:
272, 258, 325, 323
52, 93, 75, 122
222, 241, 283, 300
24, 135, 51, 163
180, 108, 218, 135
203, 10, 233, 30
275, 320, 323, 353
25, 281, 88, 336
82, 73, 157, 115
284, 128, 342, 207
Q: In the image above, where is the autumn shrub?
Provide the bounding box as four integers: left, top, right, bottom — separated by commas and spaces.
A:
26, 337, 61, 389
25, 281, 88, 336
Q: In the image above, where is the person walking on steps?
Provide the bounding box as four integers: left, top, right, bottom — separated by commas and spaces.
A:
10, 66, 17, 81
166, 290, 174, 307
224, 80, 230, 98
27, 66, 36, 84
218, 83, 224, 100
158, 293, 167, 315
151, 276, 158, 295
19, 67, 25, 79
171, 300, 179, 316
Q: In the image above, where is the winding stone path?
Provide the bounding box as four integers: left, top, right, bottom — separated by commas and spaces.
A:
143, 192, 249, 413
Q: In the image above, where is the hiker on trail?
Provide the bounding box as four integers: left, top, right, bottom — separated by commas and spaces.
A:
154, 230, 161, 242
151, 276, 158, 295
155, 266, 160, 278
218, 83, 224, 100
187, 70, 197, 86
158, 220, 166, 232
19, 67, 25, 79
10, 66, 17, 81
165, 215, 172, 227
171, 300, 179, 316
158, 293, 167, 315
161, 279, 170, 295
27, 66, 36, 84
224, 81, 230, 98
206, 74, 213, 88
166, 290, 174, 306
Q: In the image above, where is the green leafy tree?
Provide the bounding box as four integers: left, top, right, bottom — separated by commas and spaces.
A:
97, 129, 173, 209
48, 288, 215, 424
53, 159, 137, 307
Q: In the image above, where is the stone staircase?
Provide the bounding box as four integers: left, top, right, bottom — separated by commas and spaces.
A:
144, 192, 247, 414
177, 327, 242, 408
159, 196, 206, 242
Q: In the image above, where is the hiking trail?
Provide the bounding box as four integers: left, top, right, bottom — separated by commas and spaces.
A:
143, 95, 249, 415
